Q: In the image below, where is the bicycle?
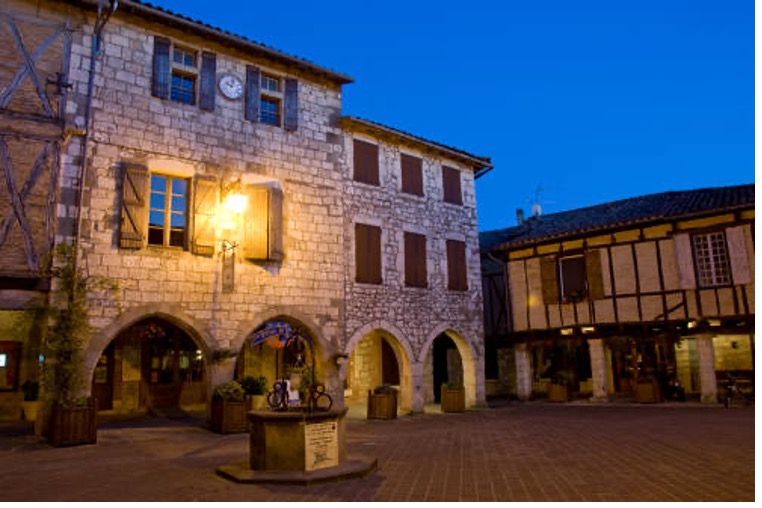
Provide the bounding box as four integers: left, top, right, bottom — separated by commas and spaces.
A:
266, 380, 291, 411
305, 384, 333, 412
723, 375, 754, 408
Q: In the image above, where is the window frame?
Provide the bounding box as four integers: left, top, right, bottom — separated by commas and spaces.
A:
558, 254, 587, 303
169, 45, 198, 105
259, 73, 283, 126
148, 173, 189, 249
692, 231, 732, 287
404, 231, 427, 288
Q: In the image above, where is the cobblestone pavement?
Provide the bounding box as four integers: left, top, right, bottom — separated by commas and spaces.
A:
0, 401, 754, 502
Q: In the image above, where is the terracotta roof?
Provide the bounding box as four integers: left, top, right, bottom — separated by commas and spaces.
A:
70, 0, 353, 85
341, 116, 493, 176
480, 183, 755, 251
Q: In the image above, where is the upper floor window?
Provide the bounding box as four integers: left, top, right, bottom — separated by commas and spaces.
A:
442, 166, 462, 205
558, 255, 586, 303
353, 139, 380, 186
355, 223, 382, 284
148, 174, 188, 248
404, 232, 427, 288
152, 37, 217, 111
692, 232, 731, 287
446, 239, 468, 291
401, 154, 423, 196
259, 74, 282, 126
244, 66, 299, 131
540, 251, 605, 304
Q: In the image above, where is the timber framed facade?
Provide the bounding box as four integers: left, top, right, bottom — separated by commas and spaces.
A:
481, 184, 754, 403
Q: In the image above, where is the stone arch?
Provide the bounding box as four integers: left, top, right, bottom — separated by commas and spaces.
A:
83, 303, 214, 395
343, 321, 415, 414
420, 324, 480, 408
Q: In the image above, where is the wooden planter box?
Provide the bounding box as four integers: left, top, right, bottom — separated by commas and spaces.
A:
247, 395, 267, 411
547, 383, 569, 402
367, 390, 397, 420
441, 388, 466, 413
211, 398, 248, 434
634, 380, 661, 403
48, 401, 97, 447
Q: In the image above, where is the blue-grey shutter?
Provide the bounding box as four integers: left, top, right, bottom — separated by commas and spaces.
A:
152, 36, 170, 99
199, 51, 217, 111
245, 65, 260, 122
284, 78, 298, 131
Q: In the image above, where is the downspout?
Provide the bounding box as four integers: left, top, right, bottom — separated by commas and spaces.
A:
72, 0, 118, 270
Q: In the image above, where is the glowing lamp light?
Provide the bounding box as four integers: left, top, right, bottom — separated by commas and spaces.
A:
222, 193, 248, 215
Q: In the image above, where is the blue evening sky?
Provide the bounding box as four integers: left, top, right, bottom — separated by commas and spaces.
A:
146, 0, 754, 232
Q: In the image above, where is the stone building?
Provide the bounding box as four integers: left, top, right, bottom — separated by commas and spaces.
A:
481, 184, 754, 403
0, 0, 491, 421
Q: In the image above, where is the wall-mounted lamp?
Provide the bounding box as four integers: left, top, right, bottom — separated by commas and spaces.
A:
218, 179, 248, 293
334, 353, 349, 367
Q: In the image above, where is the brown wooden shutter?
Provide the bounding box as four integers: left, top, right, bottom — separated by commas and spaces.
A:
152, 36, 170, 99
353, 139, 379, 185
244, 65, 260, 122
284, 78, 298, 131
190, 175, 217, 257
673, 233, 696, 289
585, 250, 605, 300
401, 154, 423, 196
405, 232, 427, 287
447, 239, 468, 291
268, 186, 284, 261
243, 185, 269, 261
119, 162, 149, 249
540, 256, 560, 304
726, 226, 752, 284
198, 51, 217, 111
442, 166, 462, 205
356, 223, 382, 284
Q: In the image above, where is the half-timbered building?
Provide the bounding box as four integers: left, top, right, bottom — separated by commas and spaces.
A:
481, 184, 754, 403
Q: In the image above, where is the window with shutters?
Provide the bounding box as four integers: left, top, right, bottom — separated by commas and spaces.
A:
442, 166, 462, 205
401, 154, 424, 196
446, 239, 468, 291
259, 74, 282, 126
152, 37, 216, 111
355, 223, 382, 284
242, 184, 284, 262
692, 231, 732, 287
244, 67, 298, 130
353, 139, 380, 186
148, 174, 188, 248
404, 232, 427, 288
559, 255, 587, 303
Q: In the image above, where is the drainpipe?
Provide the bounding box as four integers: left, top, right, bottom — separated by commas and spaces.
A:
72, 0, 118, 271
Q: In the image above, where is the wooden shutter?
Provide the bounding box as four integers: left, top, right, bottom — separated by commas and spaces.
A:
353, 139, 379, 185
447, 239, 468, 291
356, 223, 382, 284
243, 185, 269, 261
151, 36, 170, 99
401, 154, 423, 196
540, 256, 560, 304
190, 175, 217, 257
198, 51, 217, 111
442, 166, 462, 205
244, 65, 260, 122
268, 186, 284, 261
119, 162, 149, 249
405, 232, 427, 287
284, 78, 299, 131
726, 225, 752, 284
673, 233, 696, 289
585, 250, 605, 300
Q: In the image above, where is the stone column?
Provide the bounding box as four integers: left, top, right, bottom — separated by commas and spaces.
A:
515, 343, 532, 401
410, 362, 425, 413
587, 338, 609, 402
696, 333, 718, 404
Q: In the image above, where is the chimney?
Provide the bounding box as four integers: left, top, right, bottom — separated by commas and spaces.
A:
516, 208, 524, 225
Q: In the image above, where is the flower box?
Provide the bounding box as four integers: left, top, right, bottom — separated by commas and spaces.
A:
634, 380, 661, 404
48, 400, 97, 447
367, 389, 397, 420
547, 383, 569, 402
211, 398, 248, 434
441, 387, 466, 413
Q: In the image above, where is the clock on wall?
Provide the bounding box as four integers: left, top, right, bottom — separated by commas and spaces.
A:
218, 73, 243, 100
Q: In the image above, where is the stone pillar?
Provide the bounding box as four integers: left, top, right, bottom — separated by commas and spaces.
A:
410, 362, 425, 413
696, 334, 718, 404
515, 343, 532, 401
587, 338, 609, 402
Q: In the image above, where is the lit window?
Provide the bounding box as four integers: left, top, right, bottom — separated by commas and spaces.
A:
0, 354, 5, 368
148, 174, 188, 248
692, 232, 731, 287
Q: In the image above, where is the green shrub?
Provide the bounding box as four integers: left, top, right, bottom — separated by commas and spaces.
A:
214, 380, 245, 402
240, 376, 268, 395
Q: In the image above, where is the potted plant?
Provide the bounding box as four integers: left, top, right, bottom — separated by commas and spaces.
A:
39, 245, 98, 447
367, 383, 398, 420
240, 375, 268, 411
21, 380, 40, 422
440, 381, 466, 413
211, 380, 248, 434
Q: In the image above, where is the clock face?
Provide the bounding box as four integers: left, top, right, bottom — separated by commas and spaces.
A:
218, 74, 243, 100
